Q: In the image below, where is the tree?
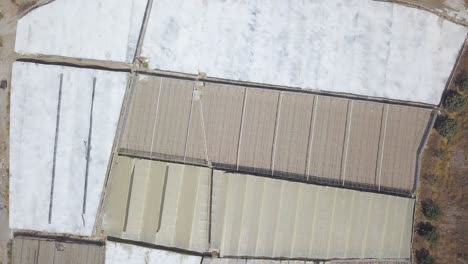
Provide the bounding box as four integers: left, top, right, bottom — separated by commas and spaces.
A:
422, 199, 441, 220
416, 248, 436, 264
417, 222, 439, 242
455, 74, 468, 92
434, 117, 458, 139
443, 90, 467, 112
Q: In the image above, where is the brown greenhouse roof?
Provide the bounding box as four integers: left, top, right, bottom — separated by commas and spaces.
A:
119, 74, 432, 194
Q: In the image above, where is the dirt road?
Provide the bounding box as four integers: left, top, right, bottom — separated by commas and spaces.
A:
0, 0, 18, 261
0, 1, 56, 263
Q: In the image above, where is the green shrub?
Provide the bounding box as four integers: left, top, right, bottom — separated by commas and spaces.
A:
417, 222, 439, 242
434, 117, 458, 139
416, 248, 436, 264
422, 199, 441, 220
0, 12, 4, 21
443, 90, 467, 112
455, 74, 468, 92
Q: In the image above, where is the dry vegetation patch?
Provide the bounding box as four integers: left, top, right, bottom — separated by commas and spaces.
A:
413, 42, 468, 264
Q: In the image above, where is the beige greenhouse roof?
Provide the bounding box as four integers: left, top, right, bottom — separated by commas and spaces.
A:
102, 156, 414, 260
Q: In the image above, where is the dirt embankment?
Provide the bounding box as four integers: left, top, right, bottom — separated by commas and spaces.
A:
413, 42, 468, 263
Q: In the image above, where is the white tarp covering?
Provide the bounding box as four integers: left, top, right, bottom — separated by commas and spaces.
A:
15, 0, 147, 63
10, 62, 127, 235
105, 242, 202, 264
142, 0, 467, 104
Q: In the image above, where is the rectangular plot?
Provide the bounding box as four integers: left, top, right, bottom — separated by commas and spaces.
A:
255, 179, 282, 256
142, 0, 468, 105
117, 74, 430, 192
210, 170, 230, 252
362, 194, 389, 258
307, 97, 348, 182
104, 157, 211, 252
203, 259, 247, 264
63, 243, 87, 264
13, 238, 104, 264
203, 83, 245, 168
11, 63, 127, 235
399, 199, 415, 258
379, 105, 431, 191
86, 243, 105, 264
106, 242, 201, 264
154, 163, 184, 246
272, 181, 299, 257
309, 187, 336, 258
151, 162, 210, 252
12, 238, 24, 264
102, 156, 134, 237
184, 98, 207, 164
210, 171, 414, 259
327, 189, 355, 258
212, 171, 247, 255
53, 73, 93, 234
344, 101, 383, 187
273, 93, 314, 178
54, 242, 104, 264
16, 0, 147, 63
37, 240, 55, 264
238, 89, 280, 174
174, 167, 200, 248
10, 63, 59, 233
237, 177, 265, 256
21, 239, 39, 264
120, 75, 161, 155
140, 161, 167, 243
344, 191, 373, 258
151, 78, 193, 160
380, 196, 407, 258
52, 242, 67, 263
173, 166, 211, 251
290, 184, 318, 257
124, 159, 152, 239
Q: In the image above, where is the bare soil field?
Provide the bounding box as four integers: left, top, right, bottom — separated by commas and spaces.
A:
413, 42, 468, 263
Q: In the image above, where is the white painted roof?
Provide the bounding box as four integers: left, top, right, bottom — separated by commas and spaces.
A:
142, 0, 467, 104
15, 0, 147, 63
10, 62, 127, 235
